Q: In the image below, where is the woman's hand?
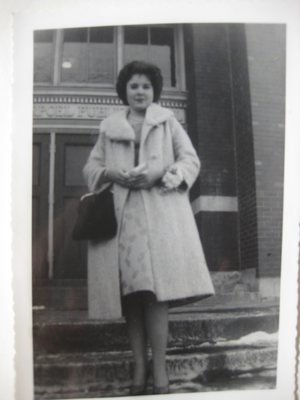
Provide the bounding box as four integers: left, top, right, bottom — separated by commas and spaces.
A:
105, 168, 132, 187
126, 165, 161, 190
106, 164, 162, 190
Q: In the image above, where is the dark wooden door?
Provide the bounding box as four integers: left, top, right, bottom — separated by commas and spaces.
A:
53, 133, 97, 279
32, 133, 50, 284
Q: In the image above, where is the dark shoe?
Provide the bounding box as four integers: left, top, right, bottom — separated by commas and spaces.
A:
153, 384, 169, 395
130, 384, 147, 396
130, 364, 150, 395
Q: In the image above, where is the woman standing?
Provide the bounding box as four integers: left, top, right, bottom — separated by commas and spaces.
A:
83, 61, 214, 395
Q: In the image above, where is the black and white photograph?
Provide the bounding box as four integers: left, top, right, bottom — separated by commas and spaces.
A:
31, 21, 285, 398
3, 1, 300, 400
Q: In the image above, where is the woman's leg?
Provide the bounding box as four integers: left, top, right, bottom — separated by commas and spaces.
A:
123, 293, 148, 388
144, 293, 169, 389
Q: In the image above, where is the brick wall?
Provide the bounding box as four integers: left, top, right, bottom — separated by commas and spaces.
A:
228, 25, 259, 272
184, 23, 284, 277
245, 24, 285, 277
185, 24, 238, 197
184, 24, 240, 271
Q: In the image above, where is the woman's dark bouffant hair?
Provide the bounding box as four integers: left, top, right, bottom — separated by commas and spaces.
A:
116, 61, 163, 105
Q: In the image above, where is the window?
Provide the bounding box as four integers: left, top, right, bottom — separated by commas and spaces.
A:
61, 27, 115, 84
33, 25, 184, 90
124, 26, 176, 87
34, 30, 55, 83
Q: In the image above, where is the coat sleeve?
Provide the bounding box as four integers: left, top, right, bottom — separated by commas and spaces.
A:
169, 116, 201, 189
82, 122, 108, 192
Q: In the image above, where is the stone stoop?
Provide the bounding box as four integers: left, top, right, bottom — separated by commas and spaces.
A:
33, 302, 279, 399
33, 270, 265, 311
35, 344, 277, 399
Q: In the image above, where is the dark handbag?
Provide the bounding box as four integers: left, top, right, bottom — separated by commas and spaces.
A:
72, 186, 117, 241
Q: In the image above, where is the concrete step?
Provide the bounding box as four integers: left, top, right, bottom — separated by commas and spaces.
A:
35, 370, 277, 399
33, 270, 261, 310
34, 332, 278, 399
33, 288, 263, 311
33, 306, 279, 354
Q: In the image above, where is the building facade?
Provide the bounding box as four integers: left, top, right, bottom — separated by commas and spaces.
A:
32, 23, 285, 307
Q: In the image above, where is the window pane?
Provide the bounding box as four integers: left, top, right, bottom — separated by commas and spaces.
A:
61, 27, 115, 84
150, 27, 176, 87
61, 28, 89, 83
90, 27, 113, 43
124, 26, 149, 65
124, 26, 148, 44
88, 27, 115, 83
34, 30, 54, 83
63, 28, 87, 42
123, 26, 176, 88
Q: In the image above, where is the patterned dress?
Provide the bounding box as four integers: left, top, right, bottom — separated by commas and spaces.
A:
118, 117, 155, 296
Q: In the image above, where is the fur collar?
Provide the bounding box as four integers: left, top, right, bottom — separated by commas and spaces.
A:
103, 103, 173, 141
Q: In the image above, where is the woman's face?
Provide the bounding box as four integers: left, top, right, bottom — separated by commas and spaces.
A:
126, 74, 154, 113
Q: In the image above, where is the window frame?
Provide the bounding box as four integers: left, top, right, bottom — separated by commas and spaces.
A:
33, 29, 56, 86
122, 24, 182, 90
33, 24, 186, 94
58, 26, 118, 88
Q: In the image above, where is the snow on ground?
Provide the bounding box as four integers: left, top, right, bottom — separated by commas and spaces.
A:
225, 331, 278, 346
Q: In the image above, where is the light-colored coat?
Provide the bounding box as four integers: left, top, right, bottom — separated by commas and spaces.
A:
83, 103, 214, 320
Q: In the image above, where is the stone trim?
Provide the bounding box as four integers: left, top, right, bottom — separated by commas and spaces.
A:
191, 195, 238, 213
33, 94, 187, 109
33, 95, 187, 124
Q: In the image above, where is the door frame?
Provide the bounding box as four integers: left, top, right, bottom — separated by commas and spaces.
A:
33, 127, 99, 283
